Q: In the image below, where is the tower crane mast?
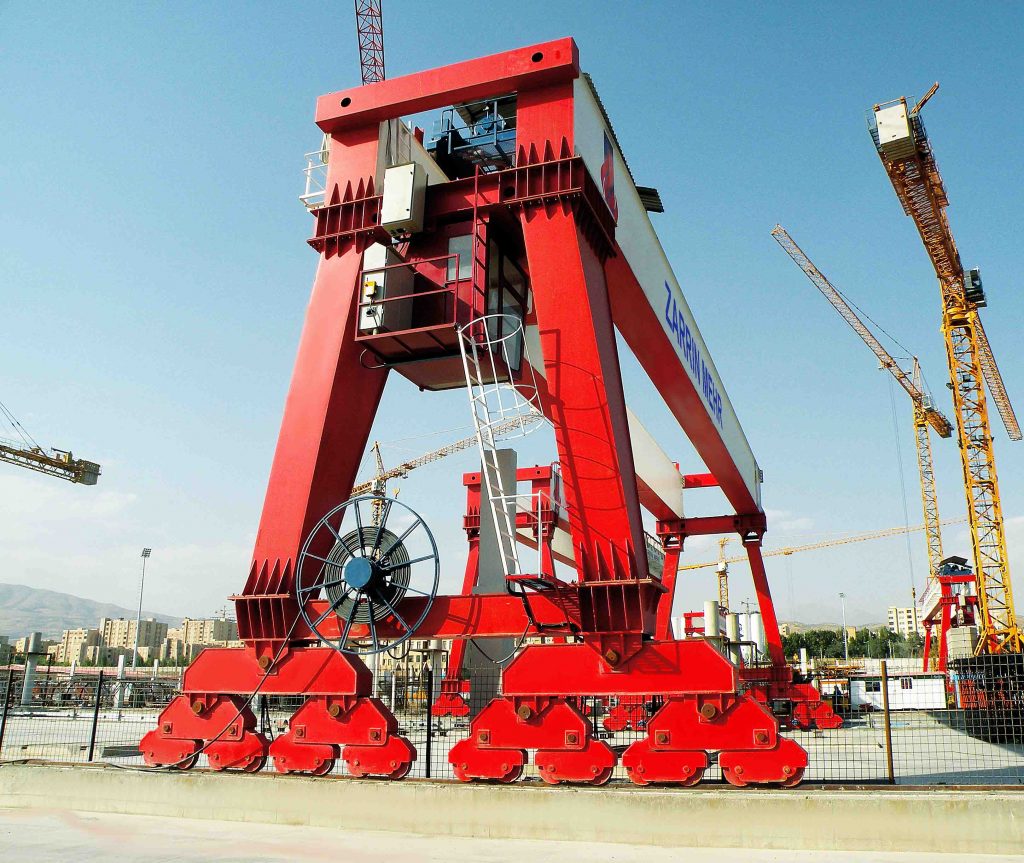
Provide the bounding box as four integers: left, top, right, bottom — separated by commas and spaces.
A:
869, 89, 1022, 654
772, 225, 952, 586
353, 1, 385, 85
715, 537, 731, 611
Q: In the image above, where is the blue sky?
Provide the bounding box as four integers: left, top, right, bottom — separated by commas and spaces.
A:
1, 1, 1021, 626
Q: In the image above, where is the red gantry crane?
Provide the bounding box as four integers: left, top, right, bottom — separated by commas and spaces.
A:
141, 38, 808, 788
869, 87, 1022, 655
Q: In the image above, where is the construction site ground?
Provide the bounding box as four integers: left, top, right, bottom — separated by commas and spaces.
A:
1, 762, 1022, 857
2, 808, 1019, 863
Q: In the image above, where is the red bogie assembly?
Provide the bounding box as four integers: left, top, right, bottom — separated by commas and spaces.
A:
602, 696, 650, 733
744, 668, 844, 732
431, 679, 471, 718
141, 37, 810, 788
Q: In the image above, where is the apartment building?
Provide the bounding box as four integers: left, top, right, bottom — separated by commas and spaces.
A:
57, 628, 101, 664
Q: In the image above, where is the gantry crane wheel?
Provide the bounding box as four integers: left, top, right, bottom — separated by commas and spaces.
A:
296, 495, 440, 656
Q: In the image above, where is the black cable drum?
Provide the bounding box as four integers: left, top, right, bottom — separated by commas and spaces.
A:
323, 526, 411, 623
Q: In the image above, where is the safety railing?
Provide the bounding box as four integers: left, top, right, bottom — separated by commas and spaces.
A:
300, 144, 329, 210
6, 659, 1024, 785
355, 253, 492, 340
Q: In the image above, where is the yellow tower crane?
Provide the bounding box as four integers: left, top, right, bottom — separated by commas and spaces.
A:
0, 400, 99, 485
680, 517, 968, 573
352, 414, 543, 498
771, 226, 953, 596
869, 86, 1022, 654
715, 538, 731, 611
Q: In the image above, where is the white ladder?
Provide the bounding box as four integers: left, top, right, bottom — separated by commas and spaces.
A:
458, 314, 543, 579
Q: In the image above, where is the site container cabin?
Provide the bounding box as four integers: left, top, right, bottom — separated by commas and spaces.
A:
850, 672, 947, 711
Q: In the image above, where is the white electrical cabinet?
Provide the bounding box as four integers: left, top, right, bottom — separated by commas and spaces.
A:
381, 162, 427, 236
360, 243, 413, 334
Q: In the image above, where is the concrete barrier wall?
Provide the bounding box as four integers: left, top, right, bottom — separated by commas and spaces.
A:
1, 763, 1022, 854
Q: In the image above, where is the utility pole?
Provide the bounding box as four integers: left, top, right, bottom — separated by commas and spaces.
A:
839, 592, 849, 661
132, 548, 152, 669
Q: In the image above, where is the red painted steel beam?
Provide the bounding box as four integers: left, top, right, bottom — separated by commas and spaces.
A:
183, 647, 370, 696
241, 126, 386, 614
683, 473, 718, 489
502, 641, 738, 696
655, 544, 683, 639
311, 593, 571, 641
316, 38, 580, 133
605, 253, 760, 516
518, 365, 681, 526
745, 543, 785, 666
659, 513, 767, 539
520, 207, 648, 581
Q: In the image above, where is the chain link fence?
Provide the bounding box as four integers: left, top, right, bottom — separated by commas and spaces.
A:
2, 655, 1022, 785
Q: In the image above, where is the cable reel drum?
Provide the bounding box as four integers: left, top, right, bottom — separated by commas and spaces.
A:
296, 495, 440, 656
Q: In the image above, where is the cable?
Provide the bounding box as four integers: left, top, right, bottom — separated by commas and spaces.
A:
467, 622, 531, 665
385, 637, 412, 661
888, 376, 918, 603
0, 399, 43, 452
101, 611, 306, 773
833, 284, 917, 362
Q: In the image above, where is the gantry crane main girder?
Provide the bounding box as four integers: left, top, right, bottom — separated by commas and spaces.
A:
870, 95, 1022, 654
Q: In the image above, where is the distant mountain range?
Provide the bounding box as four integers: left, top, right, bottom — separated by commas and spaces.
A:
0, 582, 180, 640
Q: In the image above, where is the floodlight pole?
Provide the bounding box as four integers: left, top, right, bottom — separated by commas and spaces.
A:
839, 592, 849, 661
132, 548, 153, 669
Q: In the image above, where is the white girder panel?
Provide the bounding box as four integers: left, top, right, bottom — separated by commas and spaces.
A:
572, 76, 761, 507
521, 326, 684, 520
626, 407, 683, 518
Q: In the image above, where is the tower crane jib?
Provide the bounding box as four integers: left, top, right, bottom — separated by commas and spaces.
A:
771, 225, 951, 585
679, 517, 968, 572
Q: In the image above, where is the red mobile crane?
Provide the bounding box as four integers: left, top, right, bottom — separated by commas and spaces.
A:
141, 39, 806, 787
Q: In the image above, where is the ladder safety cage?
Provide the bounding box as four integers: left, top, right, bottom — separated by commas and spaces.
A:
458, 312, 546, 582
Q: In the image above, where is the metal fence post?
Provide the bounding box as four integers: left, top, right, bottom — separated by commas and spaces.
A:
880, 659, 895, 784
87, 671, 104, 763
0, 668, 14, 757
424, 665, 434, 779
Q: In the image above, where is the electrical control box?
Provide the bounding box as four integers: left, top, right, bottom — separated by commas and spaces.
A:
359, 243, 413, 334
381, 162, 427, 236
874, 103, 916, 160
